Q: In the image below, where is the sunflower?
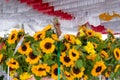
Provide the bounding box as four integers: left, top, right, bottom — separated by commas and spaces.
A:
18, 42, 32, 55
85, 29, 95, 37
31, 64, 50, 77
0, 53, 3, 63
91, 61, 106, 76
6, 58, 19, 69
52, 34, 59, 41
62, 42, 70, 52
100, 50, 109, 58
20, 72, 31, 80
60, 52, 74, 67
69, 48, 80, 61
72, 66, 85, 78
17, 29, 25, 41
83, 75, 88, 80
51, 64, 62, 80
10, 70, 17, 77
25, 51, 41, 64
12, 78, 18, 80
105, 71, 111, 78
7, 30, 18, 44
42, 24, 52, 32
92, 42, 98, 49
95, 32, 102, 39
114, 64, 120, 72
64, 34, 75, 44
34, 31, 46, 41
86, 53, 97, 61
114, 48, 120, 60
40, 38, 55, 54
64, 71, 74, 80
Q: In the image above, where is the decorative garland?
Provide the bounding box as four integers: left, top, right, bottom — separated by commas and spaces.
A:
0, 24, 120, 80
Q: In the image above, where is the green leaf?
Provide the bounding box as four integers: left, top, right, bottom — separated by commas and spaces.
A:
46, 30, 54, 37
35, 75, 41, 80
75, 59, 83, 68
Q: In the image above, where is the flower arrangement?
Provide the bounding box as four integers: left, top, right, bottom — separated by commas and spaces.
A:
0, 24, 120, 80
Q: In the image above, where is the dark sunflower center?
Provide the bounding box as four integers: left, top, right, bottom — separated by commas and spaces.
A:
88, 32, 92, 35
101, 53, 105, 58
12, 62, 16, 65
64, 56, 71, 62
18, 34, 22, 39
37, 34, 41, 39
54, 68, 58, 75
38, 68, 45, 71
72, 52, 76, 57
96, 66, 102, 72
22, 45, 27, 51
68, 37, 70, 40
45, 42, 52, 49
66, 74, 70, 77
116, 51, 119, 57
11, 34, 15, 40
62, 46, 67, 52
73, 67, 80, 74
29, 52, 37, 59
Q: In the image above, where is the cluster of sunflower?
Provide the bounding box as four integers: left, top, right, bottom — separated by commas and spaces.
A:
0, 24, 120, 80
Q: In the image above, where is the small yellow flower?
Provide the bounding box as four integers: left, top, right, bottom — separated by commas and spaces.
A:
20, 72, 31, 80
75, 38, 81, 45
84, 42, 96, 54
